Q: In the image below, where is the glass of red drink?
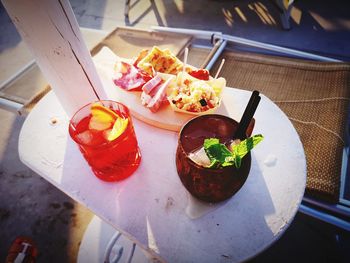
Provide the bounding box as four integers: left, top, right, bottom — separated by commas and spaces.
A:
176, 114, 252, 203
69, 100, 141, 182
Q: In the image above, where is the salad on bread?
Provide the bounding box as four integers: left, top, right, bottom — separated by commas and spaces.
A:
112, 46, 226, 115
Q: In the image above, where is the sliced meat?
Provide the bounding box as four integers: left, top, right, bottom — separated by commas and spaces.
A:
113, 61, 151, 91
142, 75, 163, 94
146, 77, 173, 113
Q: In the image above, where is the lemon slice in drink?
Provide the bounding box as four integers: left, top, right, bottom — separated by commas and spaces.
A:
91, 103, 118, 122
89, 103, 118, 130
107, 117, 129, 141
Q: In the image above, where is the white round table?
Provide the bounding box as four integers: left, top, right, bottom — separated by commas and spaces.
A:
18, 87, 306, 262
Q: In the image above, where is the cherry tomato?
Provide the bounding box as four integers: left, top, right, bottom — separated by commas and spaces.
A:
189, 69, 210, 80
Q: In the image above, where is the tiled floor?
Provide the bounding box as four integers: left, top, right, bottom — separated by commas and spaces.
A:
0, 0, 349, 262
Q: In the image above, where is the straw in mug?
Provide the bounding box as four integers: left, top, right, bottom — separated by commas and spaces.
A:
234, 90, 261, 140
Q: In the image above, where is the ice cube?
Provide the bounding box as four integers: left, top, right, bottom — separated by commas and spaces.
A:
103, 129, 112, 141
89, 116, 111, 131
189, 147, 211, 167
228, 139, 241, 151
76, 130, 93, 145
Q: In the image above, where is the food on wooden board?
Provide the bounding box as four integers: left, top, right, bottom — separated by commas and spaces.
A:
141, 75, 174, 113
112, 46, 226, 114
167, 72, 225, 114
113, 61, 151, 91
137, 46, 189, 75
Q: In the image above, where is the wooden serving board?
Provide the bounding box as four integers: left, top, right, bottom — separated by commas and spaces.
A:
93, 47, 247, 132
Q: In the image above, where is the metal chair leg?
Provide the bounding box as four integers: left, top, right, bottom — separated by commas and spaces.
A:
124, 0, 130, 18
104, 231, 137, 263
272, 0, 294, 30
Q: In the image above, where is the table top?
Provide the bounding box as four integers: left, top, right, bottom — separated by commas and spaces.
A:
19, 85, 306, 262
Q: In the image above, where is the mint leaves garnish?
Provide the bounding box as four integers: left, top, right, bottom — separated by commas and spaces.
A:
203, 135, 264, 169
203, 138, 233, 168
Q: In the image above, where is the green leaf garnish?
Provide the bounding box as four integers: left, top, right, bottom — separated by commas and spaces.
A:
204, 138, 233, 168
203, 134, 264, 169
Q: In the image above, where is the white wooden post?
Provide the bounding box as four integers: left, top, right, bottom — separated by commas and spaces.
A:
2, 0, 107, 117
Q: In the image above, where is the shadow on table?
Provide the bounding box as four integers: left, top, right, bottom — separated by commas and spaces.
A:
110, 153, 276, 262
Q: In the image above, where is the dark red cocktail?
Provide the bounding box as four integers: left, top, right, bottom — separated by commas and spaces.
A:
176, 114, 252, 202
69, 101, 141, 182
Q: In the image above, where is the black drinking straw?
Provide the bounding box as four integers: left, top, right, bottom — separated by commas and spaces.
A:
235, 90, 261, 140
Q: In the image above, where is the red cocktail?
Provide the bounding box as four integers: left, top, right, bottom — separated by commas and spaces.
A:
69, 101, 141, 182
